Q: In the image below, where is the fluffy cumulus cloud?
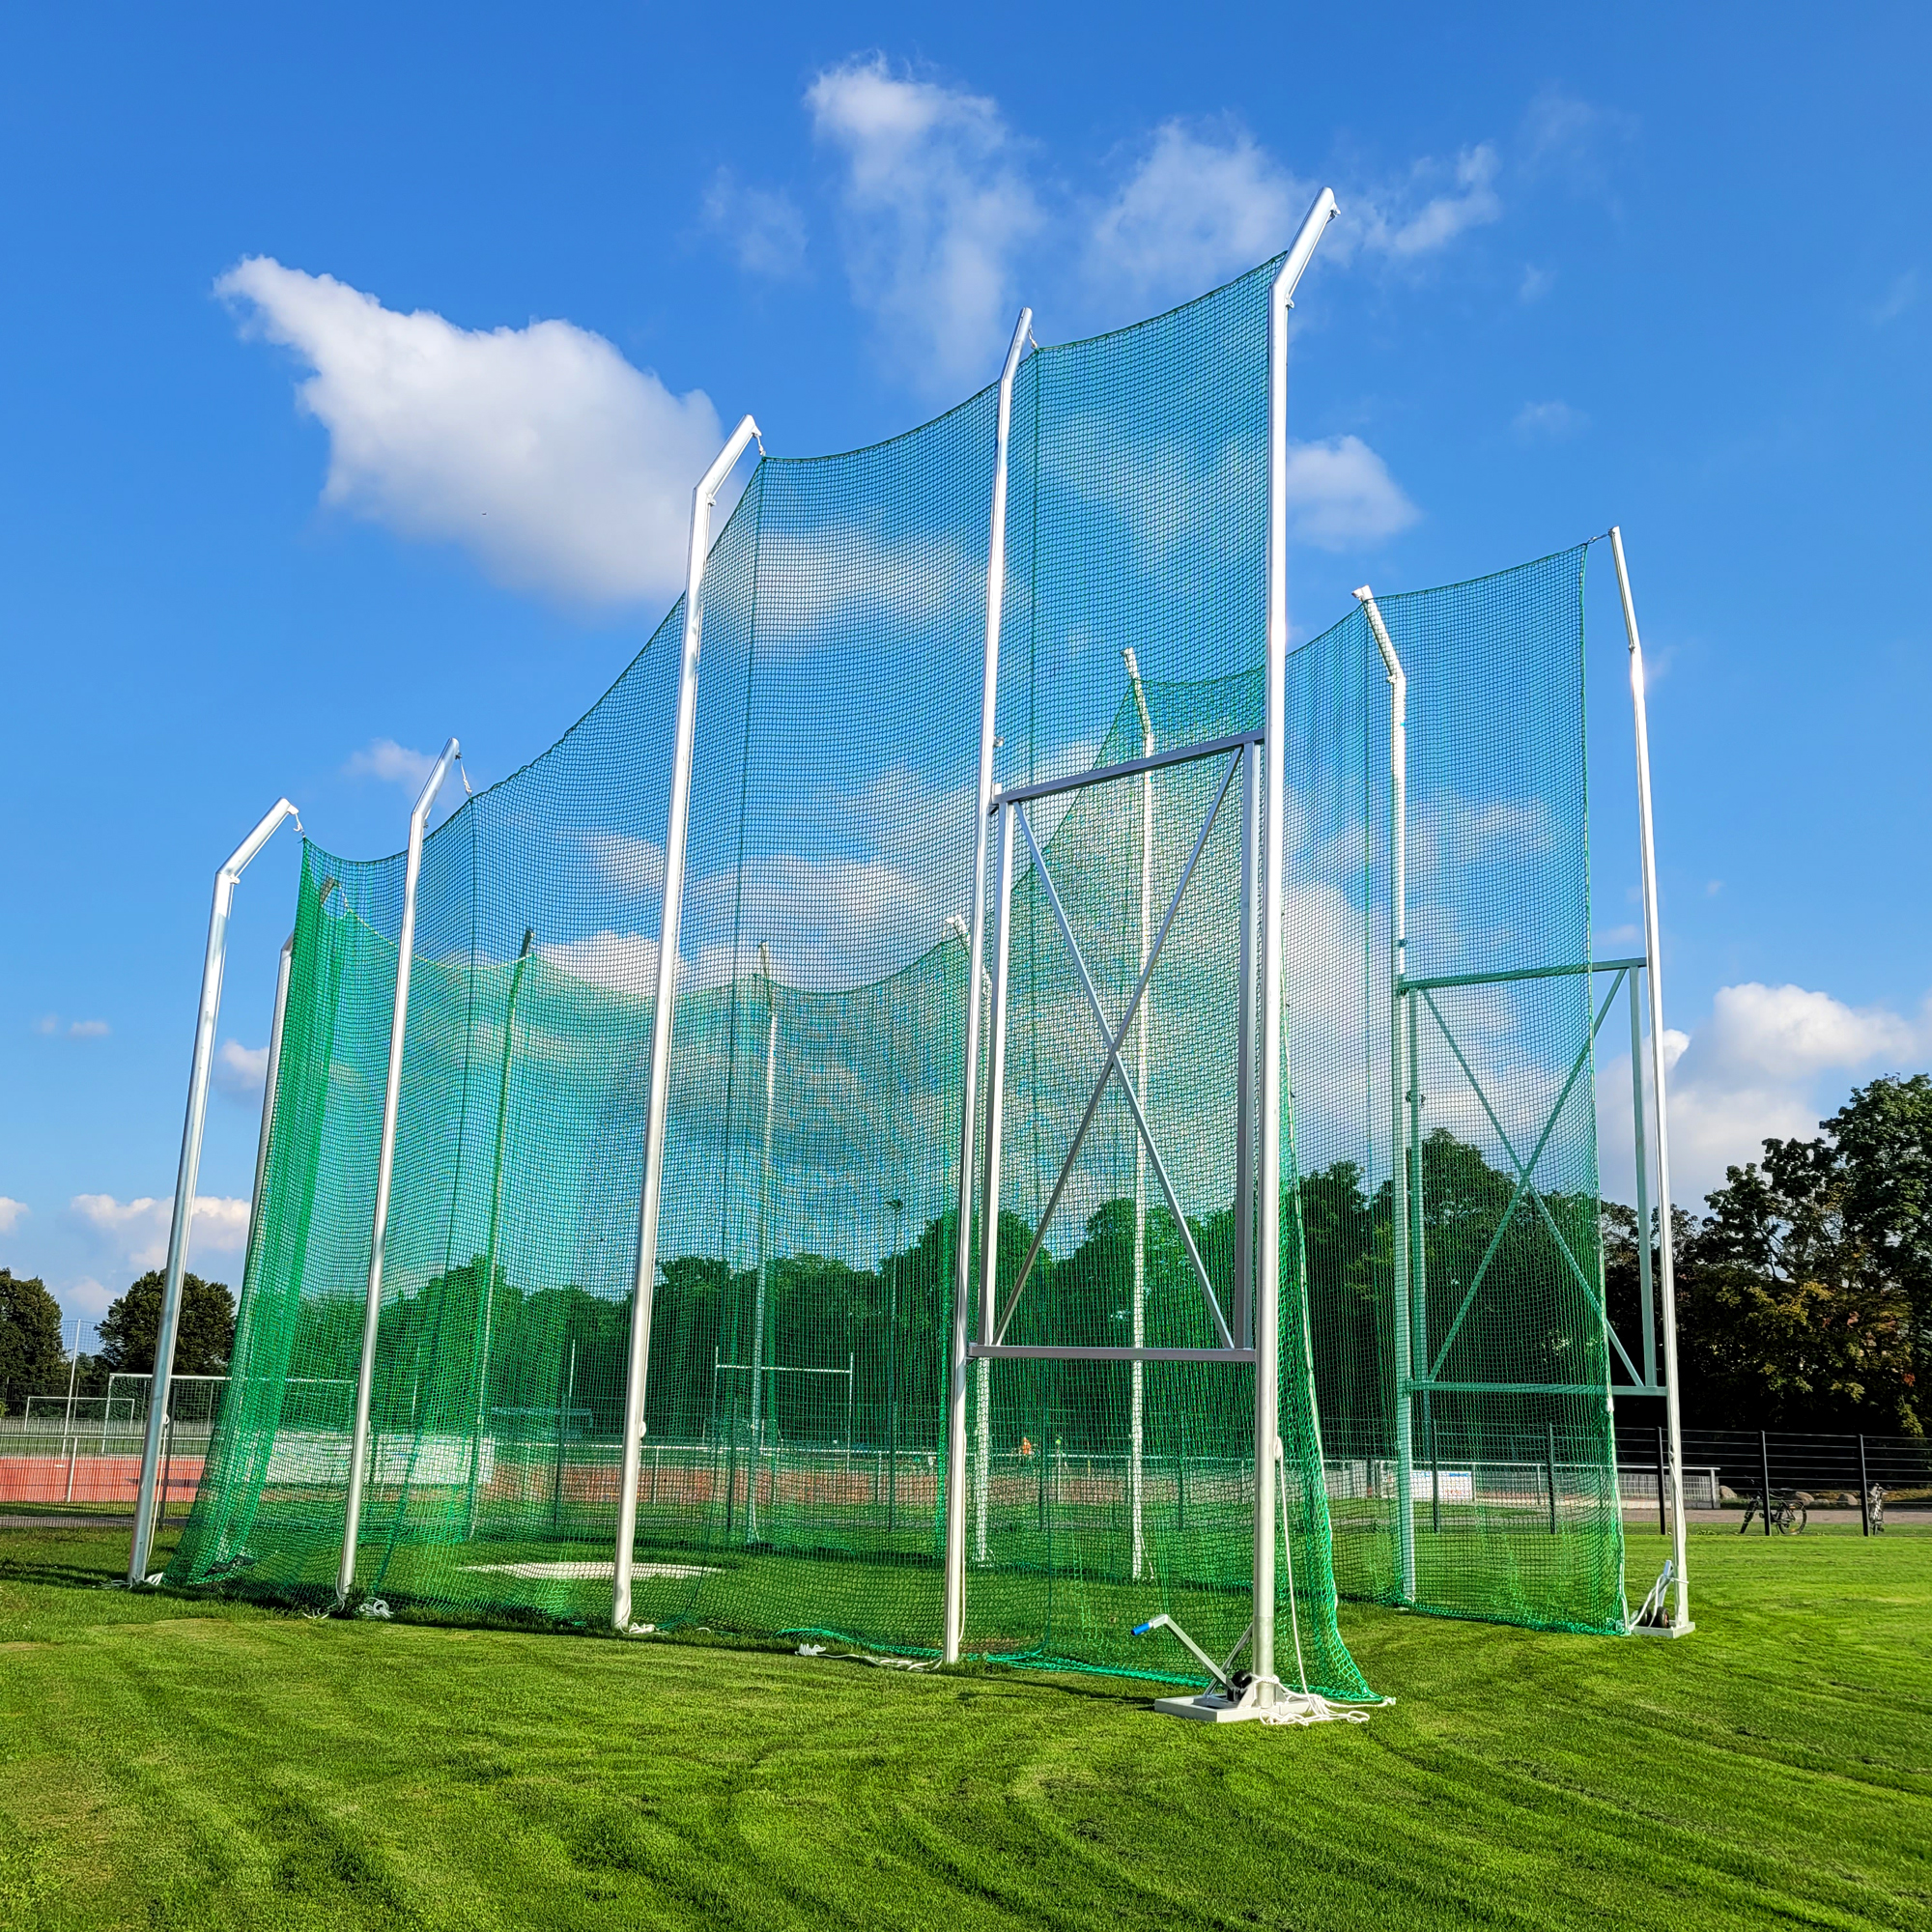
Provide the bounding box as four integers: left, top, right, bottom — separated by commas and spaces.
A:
1327, 145, 1503, 265
344, 738, 437, 790
217, 258, 725, 606
0, 1196, 27, 1235
807, 55, 1042, 393
1089, 120, 1306, 300
1281, 436, 1420, 549
1597, 980, 1931, 1207
213, 1038, 270, 1102
71, 1193, 254, 1273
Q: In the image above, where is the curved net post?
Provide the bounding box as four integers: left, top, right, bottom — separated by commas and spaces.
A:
612, 414, 763, 1634
336, 739, 461, 1605
943, 310, 1033, 1666
1252, 188, 1339, 1707
1611, 526, 1691, 1635
128, 797, 300, 1584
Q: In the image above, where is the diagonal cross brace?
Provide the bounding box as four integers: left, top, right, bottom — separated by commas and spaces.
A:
991, 748, 1243, 1348
1012, 801, 1234, 1348
1422, 971, 1636, 1384
1419, 976, 1645, 1387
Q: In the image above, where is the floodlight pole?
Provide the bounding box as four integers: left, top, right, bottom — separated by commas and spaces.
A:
612, 413, 763, 1633
1123, 647, 1154, 1582
1253, 189, 1338, 1707
128, 797, 300, 1584
945, 309, 1033, 1664
1354, 587, 1417, 1602
335, 738, 461, 1606
748, 942, 778, 1544
1610, 526, 1691, 1633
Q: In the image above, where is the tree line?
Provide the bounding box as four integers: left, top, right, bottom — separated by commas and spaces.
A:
3, 1072, 1923, 1438
0, 1269, 235, 1415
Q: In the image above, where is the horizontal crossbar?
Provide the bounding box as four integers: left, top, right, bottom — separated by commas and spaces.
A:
990, 729, 1264, 810
969, 1345, 1258, 1364
1406, 1379, 1666, 1397
1399, 956, 1648, 993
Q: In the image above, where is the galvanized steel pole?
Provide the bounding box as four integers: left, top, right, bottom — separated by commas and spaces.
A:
128, 797, 300, 1584
1611, 526, 1691, 1631
945, 311, 1033, 1665
1354, 586, 1416, 1602
1255, 189, 1338, 1703
336, 739, 460, 1606
612, 414, 762, 1633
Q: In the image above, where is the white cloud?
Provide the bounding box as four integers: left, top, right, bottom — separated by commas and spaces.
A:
1513, 400, 1587, 440
344, 737, 436, 790
807, 54, 1042, 393
580, 832, 667, 896
1338, 145, 1502, 263
1090, 120, 1302, 300
704, 169, 809, 277
1598, 980, 1930, 1206
67, 1019, 110, 1039
65, 1276, 115, 1321
536, 931, 663, 997
1281, 436, 1420, 549
34, 1014, 58, 1036
1519, 265, 1554, 302
0, 1197, 27, 1234
213, 1038, 270, 1102
217, 257, 725, 606
71, 1193, 254, 1272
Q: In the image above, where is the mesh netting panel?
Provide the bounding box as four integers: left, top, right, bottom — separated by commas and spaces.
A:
1288, 549, 1626, 1634
169, 256, 1619, 1674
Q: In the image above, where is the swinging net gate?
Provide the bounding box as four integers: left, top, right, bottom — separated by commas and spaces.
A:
153, 194, 1687, 1689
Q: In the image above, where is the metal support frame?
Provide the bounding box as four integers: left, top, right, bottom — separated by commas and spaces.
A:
944, 312, 1032, 1662
336, 739, 460, 1605
612, 413, 763, 1634
988, 747, 1246, 1349
1611, 526, 1690, 1632
1359, 527, 1690, 1636
128, 798, 300, 1584
941, 192, 1336, 1685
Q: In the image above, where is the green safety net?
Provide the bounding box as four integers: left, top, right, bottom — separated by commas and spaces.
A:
1286, 553, 1627, 1635
168, 254, 1624, 1678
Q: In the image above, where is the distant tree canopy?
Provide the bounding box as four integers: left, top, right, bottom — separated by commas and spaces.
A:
0, 1268, 66, 1415
1622, 1074, 1932, 1436
97, 1270, 235, 1378
199, 1076, 1932, 1455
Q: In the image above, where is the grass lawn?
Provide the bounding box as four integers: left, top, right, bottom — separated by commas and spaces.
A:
0, 1522, 1925, 1930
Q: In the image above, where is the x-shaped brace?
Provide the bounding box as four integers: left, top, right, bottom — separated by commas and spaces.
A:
990, 748, 1243, 1350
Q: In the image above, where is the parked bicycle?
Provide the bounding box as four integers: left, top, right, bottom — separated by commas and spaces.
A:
1739, 1486, 1807, 1534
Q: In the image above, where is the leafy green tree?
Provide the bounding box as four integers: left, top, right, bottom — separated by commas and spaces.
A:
96, 1270, 235, 1378
1824, 1074, 1932, 1417
1677, 1136, 1919, 1434
0, 1268, 66, 1414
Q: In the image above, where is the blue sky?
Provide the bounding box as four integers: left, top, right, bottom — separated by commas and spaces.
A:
3, 3, 1927, 1343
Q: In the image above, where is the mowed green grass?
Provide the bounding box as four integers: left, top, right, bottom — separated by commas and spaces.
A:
0, 1524, 1925, 1931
